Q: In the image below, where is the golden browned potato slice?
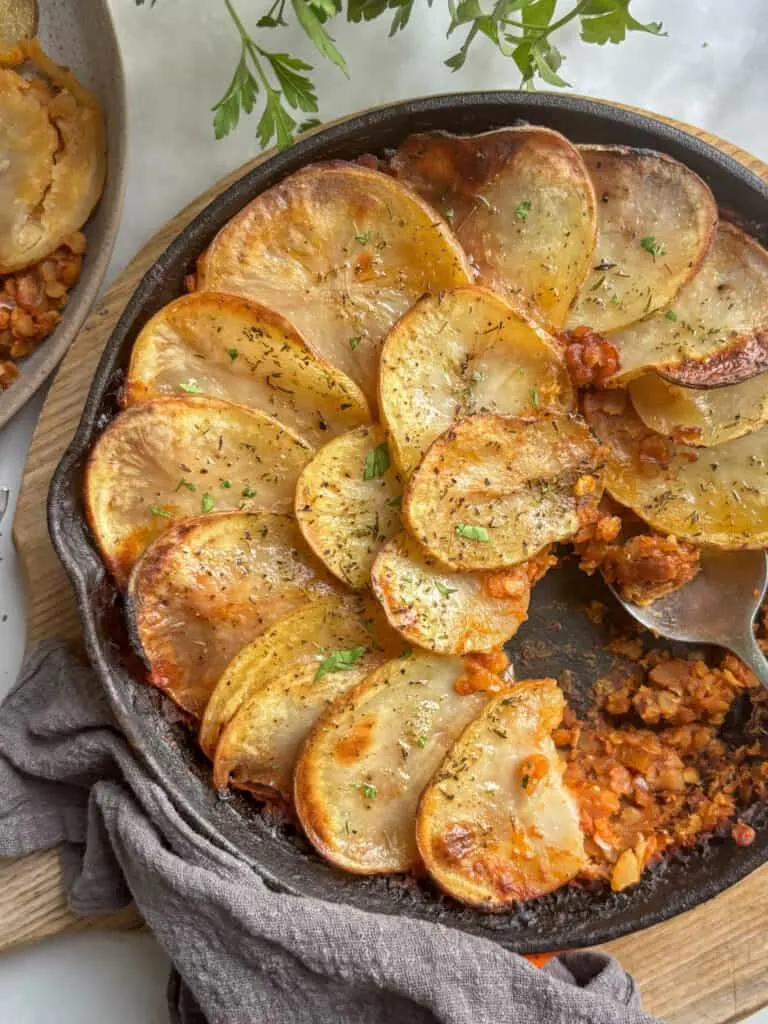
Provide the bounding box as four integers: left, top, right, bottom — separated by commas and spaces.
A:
128, 512, 339, 719
211, 596, 404, 798
379, 287, 573, 475
607, 223, 768, 386
390, 128, 596, 326
0, 41, 105, 273
417, 679, 586, 908
585, 391, 768, 548
404, 414, 604, 572
197, 162, 472, 407
85, 396, 313, 586
294, 651, 498, 874
125, 292, 371, 446
371, 532, 553, 655
567, 146, 716, 334
295, 424, 403, 589
629, 369, 768, 447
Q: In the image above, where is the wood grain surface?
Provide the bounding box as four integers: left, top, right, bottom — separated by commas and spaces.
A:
4, 103, 768, 1023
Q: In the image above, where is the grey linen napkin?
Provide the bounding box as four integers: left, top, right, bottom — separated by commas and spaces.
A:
0, 641, 663, 1024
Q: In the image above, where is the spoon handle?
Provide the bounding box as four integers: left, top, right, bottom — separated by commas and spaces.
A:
731, 636, 768, 690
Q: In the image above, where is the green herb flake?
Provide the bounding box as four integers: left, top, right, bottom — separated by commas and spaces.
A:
515, 199, 532, 221
150, 505, 172, 518
416, 735, 428, 749
386, 495, 402, 508
355, 230, 370, 245
443, 206, 455, 224
530, 388, 540, 411
241, 485, 256, 498
220, 479, 233, 489
363, 442, 390, 481
360, 783, 377, 801
226, 348, 239, 361
314, 645, 368, 681
349, 336, 362, 351
180, 378, 203, 394
201, 493, 215, 514
640, 235, 665, 258
434, 580, 457, 597
665, 309, 678, 321
175, 479, 196, 493
456, 523, 490, 542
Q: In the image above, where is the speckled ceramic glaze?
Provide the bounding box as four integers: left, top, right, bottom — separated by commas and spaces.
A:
0, 0, 127, 429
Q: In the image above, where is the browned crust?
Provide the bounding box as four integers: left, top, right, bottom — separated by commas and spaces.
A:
659, 327, 768, 388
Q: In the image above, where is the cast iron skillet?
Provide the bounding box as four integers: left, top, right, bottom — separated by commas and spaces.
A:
48, 92, 768, 952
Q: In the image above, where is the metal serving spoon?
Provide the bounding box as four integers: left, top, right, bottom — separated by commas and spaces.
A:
608, 548, 768, 688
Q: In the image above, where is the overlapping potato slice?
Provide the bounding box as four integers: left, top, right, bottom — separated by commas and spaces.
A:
196, 162, 472, 406
404, 414, 604, 571
606, 222, 768, 386
629, 369, 768, 447
390, 127, 596, 326
379, 287, 573, 475
417, 678, 586, 907
0, 40, 105, 273
295, 424, 403, 589
85, 396, 313, 585
371, 532, 553, 655
294, 651, 498, 874
567, 146, 716, 334
128, 512, 339, 718
585, 390, 768, 548
211, 596, 404, 798
125, 293, 371, 446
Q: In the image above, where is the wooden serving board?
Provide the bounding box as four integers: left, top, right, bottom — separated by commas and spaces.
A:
4, 105, 768, 1023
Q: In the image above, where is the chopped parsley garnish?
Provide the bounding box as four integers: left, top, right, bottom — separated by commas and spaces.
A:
640, 235, 665, 257
314, 645, 368, 681
530, 388, 540, 411
665, 309, 678, 321
434, 580, 457, 597
180, 378, 203, 394
443, 206, 455, 224
360, 783, 377, 800
416, 735, 428, 749
241, 485, 256, 498
226, 348, 239, 360
175, 479, 196, 493
456, 523, 490, 542
150, 505, 172, 518
515, 199, 532, 221
349, 336, 362, 351
220, 479, 233, 489
363, 442, 390, 481
201, 492, 215, 513
355, 230, 370, 244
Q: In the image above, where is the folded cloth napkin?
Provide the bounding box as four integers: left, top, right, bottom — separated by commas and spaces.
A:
0, 642, 663, 1024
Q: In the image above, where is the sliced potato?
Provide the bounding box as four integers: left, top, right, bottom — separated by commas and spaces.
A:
295, 424, 403, 589
211, 596, 404, 798
371, 532, 553, 655
125, 292, 371, 446
85, 397, 313, 586
197, 162, 472, 407
404, 414, 604, 571
629, 368, 768, 447
585, 391, 768, 548
128, 512, 339, 719
390, 128, 596, 326
379, 287, 573, 475
417, 679, 586, 907
294, 652, 495, 874
567, 146, 716, 333
607, 222, 768, 385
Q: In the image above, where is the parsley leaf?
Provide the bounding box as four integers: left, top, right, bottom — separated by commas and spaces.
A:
175, 479, 196, 493
530, 387, 540, 410
515, 199, 532, 221
150, 505, 172, 518
665, 309, 678, 321
220, 479, 233, 489
640, 235, 665, 258
359, 782, 377, 800
580, 1, 665, 46
180, 379, 203, 394
363, 442, 390, 481
293, 0, 349, 75
201, 493, 215, 513
434, 580, 457, 597
227, 348, 239, 360
416, 734, 428, 749
315, 645, 368, 680
456, 523, 490, 542
349, 335, 362, 350
355, 229, 371, 244
242, 485, 257, 498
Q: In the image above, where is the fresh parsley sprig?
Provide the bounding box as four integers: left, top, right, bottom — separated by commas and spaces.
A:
138, 0, 665, 151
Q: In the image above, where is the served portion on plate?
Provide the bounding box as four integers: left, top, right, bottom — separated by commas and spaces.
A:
0, 37, 106, 390
83, 126, 768, 907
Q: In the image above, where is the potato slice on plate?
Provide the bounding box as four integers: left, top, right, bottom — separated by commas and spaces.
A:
295, 424, 403, 589
294, 651, 497, 874
585, 391, 768, 547
607, 222, 768, 386
128, 512, 339, 719
404, 414, 604, 571
629, 368, 768, 447
567, 146, 716, 333
197, 162, 472, 406
417, 679, 586, 907
85, 396, 312, 586
379, 287, 573, 475
211, 596, 404, 798
371, 532, 553, 655
389, 128, 596, 326
125, 293, 371, 446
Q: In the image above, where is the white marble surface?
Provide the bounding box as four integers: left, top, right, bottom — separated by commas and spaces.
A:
1, 0, 768, 1019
